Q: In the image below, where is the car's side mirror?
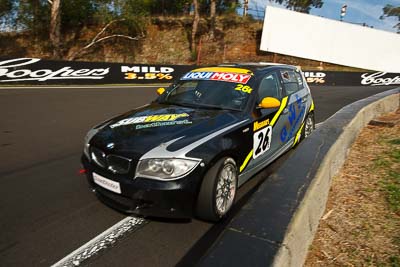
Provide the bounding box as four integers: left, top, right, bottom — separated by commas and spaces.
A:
258, 97, 281, 109
157, 87, 166, 96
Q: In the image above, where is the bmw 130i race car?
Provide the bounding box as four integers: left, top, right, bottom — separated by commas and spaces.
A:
81, 63, 315, 222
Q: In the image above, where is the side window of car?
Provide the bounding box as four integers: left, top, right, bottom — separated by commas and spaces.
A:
294, 71, 305, 90
280, 70, 300, 95
258, 72, 281, 102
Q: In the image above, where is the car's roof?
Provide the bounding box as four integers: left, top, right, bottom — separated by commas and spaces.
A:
186, 63, 300, 81
217, 62, 299, 73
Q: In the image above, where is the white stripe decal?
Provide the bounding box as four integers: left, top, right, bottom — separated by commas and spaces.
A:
140, 119, 249, 160
51, 216, 146, 267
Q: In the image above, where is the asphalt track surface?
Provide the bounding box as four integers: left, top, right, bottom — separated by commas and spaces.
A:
0, 85, 396, 266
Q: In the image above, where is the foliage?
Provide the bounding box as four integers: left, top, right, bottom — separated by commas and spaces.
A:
0, 0, 12, 17
272, 0, 323, 13
148, 0, 188, 15
0, 0, 251, 59
15, 0, 50, 37
381, 4, 400, 33
61, 0, 98, 31
1, 0, 245, 34
93, 0, 150, 38
0, 0, 13, 30
376, 137, 400, 212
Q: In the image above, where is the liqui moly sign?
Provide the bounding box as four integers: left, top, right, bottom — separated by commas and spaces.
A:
0, 58, 109, 82
181, 71, 252, 84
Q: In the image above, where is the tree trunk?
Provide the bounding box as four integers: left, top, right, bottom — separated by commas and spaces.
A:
50, 0, 61, 59
191, 0, 200, 52
210, 0, 216, 40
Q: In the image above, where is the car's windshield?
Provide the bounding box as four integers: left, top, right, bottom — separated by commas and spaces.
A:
158, 79, 254, 111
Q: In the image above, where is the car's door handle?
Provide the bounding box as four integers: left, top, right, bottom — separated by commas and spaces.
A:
282, 108, 289, 114
301, 97, 307, 103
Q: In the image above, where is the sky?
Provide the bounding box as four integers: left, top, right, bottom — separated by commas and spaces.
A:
241, 0, 400, 33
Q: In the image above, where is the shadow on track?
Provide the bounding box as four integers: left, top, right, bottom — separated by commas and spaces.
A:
176, 151, 293, 266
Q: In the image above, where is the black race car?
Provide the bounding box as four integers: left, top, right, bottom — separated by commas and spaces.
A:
81, 64, 315, 221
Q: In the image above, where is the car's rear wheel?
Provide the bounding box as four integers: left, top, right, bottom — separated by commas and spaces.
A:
302, 112, 315, 140
196, 157, 237, 222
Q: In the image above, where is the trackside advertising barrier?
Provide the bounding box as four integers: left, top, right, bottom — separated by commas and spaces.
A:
0, 58, 399, 87
0, 58, 191, 85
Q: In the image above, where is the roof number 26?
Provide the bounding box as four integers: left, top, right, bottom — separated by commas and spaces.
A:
235, 84, 253, 94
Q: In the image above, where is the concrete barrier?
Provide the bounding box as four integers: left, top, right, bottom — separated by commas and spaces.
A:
199, 88, 400, 267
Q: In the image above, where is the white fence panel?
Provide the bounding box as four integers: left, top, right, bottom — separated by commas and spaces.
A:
260, 6, 400, 72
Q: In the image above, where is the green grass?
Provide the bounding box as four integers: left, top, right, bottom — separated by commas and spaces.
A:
388, 138, 400, 145
377, 139, 400, 213
393, 235, 400, 246
374, 158, 391, 168
390, 149, 400, 161
389, 256, 400, 267
384, 182, 400, 212
368, 134, 400, 267
389, 171, 400, 181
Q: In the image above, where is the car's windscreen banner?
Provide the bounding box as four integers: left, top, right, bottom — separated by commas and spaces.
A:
0, 58, 399, 86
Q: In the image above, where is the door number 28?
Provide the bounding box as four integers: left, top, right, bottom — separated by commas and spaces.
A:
253, 126, 272, 159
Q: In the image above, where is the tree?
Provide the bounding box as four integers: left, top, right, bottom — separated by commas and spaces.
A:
219, 0, 239, 14
15, 0, 50, 37
381, 4, 400, 33
49, 0, 61, 58
0, 0, 12, 17
210, 0, 216, 39
67, 19, 144, 60
0, 0, 13, 30
273, 0, 323, 13
67, 0, 148, 60
149, 0, 187, 15
191, 0, 200, 51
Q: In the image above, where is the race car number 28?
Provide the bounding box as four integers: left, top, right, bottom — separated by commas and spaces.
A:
253, 126, 272, 159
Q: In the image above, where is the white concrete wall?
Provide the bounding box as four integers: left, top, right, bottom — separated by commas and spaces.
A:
260, 6, 400, 73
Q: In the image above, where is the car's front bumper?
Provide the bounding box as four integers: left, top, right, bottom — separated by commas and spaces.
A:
82, 156, 204, 218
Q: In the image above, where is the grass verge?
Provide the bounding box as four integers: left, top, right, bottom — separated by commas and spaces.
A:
305, 110, 400, 267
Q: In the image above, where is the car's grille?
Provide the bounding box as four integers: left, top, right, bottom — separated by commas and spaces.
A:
106, 154, 131, 174
90, 147, 132, 174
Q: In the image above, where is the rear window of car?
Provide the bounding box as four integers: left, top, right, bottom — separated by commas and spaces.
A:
281, 70, 302, 95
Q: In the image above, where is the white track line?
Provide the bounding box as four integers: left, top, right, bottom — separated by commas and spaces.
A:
51, 216, 147, 267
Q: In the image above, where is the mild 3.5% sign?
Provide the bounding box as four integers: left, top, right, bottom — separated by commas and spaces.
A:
125, 73, 173, 80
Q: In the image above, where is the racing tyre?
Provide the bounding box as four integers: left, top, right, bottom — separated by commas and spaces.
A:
196, 157, 238, 222
301, 112, 315, 141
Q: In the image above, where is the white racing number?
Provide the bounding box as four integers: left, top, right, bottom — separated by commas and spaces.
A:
253, 126, 272, 159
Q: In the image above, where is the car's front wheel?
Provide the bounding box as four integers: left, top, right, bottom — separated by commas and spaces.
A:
196, 157, 238, 222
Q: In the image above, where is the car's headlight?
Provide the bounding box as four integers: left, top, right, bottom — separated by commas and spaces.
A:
135, 158, 200, 180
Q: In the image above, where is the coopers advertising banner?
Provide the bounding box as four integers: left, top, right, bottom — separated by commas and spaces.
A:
304, 71, 400, 86
0, 58, 193, 85
0, 57, 399, 87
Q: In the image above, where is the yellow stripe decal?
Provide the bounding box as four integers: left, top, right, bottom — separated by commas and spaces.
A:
293, 122, 305, 147
240, 150, 253, 172
240, 96, 288, 173
270, 96, 288, 127
309, 100, 315, 112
